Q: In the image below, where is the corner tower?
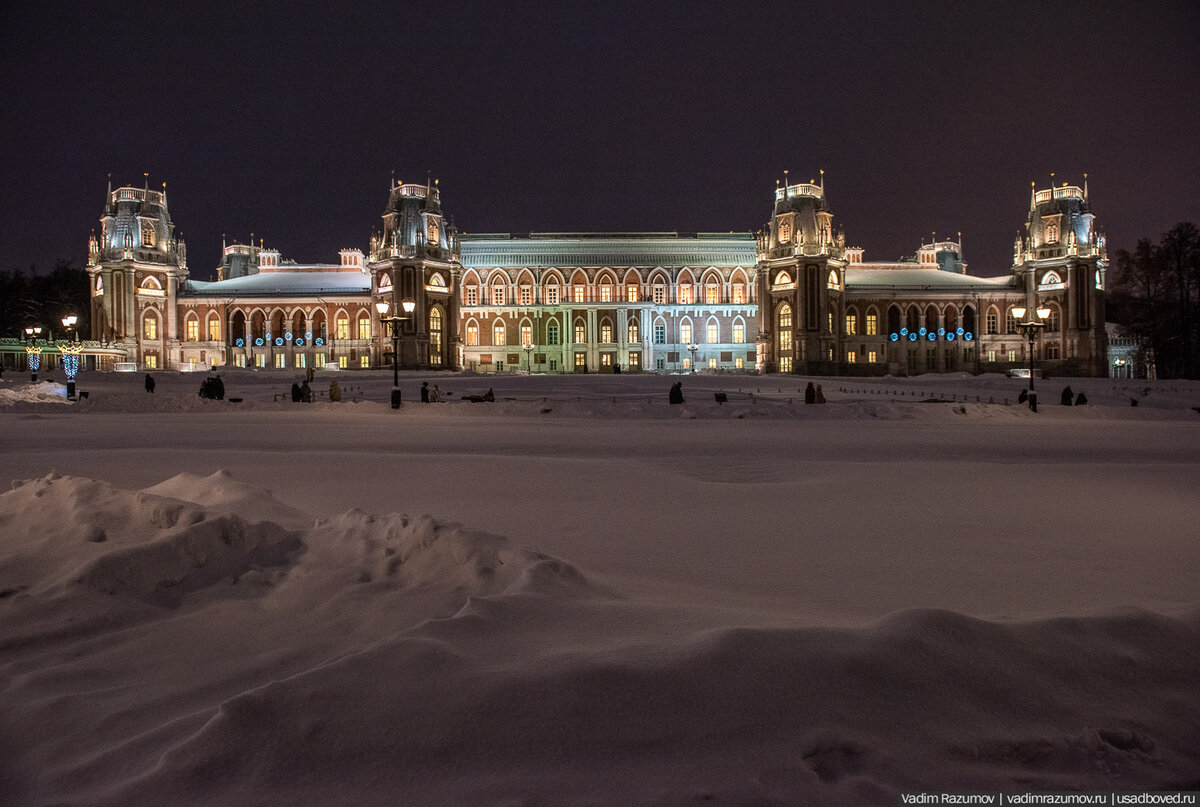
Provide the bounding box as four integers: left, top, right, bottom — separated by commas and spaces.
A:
754, 172, 847, 373
85, 178, 188, 369
367, 178, 460, 369
1012, 177, 1108, 376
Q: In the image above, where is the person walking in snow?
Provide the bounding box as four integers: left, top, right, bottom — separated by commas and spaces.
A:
1061, 385, 1073, 406
291, 381, 302, 402
430, 384, 441, 402
420, 381, 429, 403
815, 384, 826, 404
805, 381, 816, 404
329, 380, 342, 402
144, 373, 155, 393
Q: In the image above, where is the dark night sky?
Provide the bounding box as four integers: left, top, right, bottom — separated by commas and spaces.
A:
2, 1, 1197, 282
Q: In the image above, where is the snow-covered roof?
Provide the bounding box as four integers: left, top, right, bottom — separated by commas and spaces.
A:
846, 267, 1015, 290
458, 233, 756, 269
183, 272, 370, 297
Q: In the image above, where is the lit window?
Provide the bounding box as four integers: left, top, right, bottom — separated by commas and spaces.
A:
575, 352, 586, 367
828, 312, 834, 333
1045, 220, 1060, 243
779, 356, 792, 372
336, 316, 350, 340
601, 323, 613, 343
627, 285, 639, 302
680, 322, 692, 344
867, 350, 877, 363
520, 286, 532, 305
678, 285, 692, 305
735, 357, 743, 368
847, 350, 857, 364
600, 285, 612, 302
987, 350, 997, 362
143, 315, 158, 340
357, 316, 371, 340
207, 319, 221, 340
866, 313, 878, 335
574, 323, 585, 343
520, 324, 532, 346
186, 318, 199, 341
708, 357, 718, 369
845, 313, 857, 335
1007, 350, 1017, 362
629, 352, 641, 367
144, 355, 157, 369
142, 224, 156, 247
778, 304, 792, 355
360, 355, 370, 368
573, 284, 585, 303
256, 354, 266, 368
732, 285, 745, 304
628, 321, 639, 343
275, 354, 286, 368
295, 353, 306, 369
733, 322, 745, 343
338, 355, 348, 368
707, 322, 718, 343
493, 321, 506, 346
682, 358, 691, 371
601, 353, 612, 366
429, 309, 443, 363
705, 284, 719, 304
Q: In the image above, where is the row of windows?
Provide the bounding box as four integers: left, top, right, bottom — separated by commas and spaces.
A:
463, 281, 751, 306
464, 318, 749, 347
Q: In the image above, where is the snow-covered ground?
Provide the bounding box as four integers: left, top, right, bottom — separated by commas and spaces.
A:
2, 368, 1199, 805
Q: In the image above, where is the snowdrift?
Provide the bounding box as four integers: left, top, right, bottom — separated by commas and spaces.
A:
1, 472, 1197, 805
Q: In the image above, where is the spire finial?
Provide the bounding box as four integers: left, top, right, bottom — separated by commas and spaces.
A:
820, 168, 824, 189
391, 169, 395, 189
1083, 172, 1089, 199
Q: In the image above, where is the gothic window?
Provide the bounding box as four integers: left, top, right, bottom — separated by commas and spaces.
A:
654, 324, 666, 344
520, 323, 533, 346
732, 284, 746, 304
142, 223, 156, 248
465, 285, 478, 306
680, 320, 692, 344
335, 314, 350, 340
865, 311, 878, 336
378, 273, 393, 293
1047, 304, 1061, 332
986, 310, 998, 335
653, 285, 666, 304
357, 314, 372, 340
626, 284, 639, 302
1045, 220, 1060, 244
828, 270, 840, 289
678, 284, 693, 305
627, 319, 639, 343
706, 320, 719, 343
774, 271, 792, 286
545, 284, 560, 305
705, 283, 719, 304
520, 285, 532, 305
142, 312, 158, 340
574, 322, 586, 343
547, 321, 560, 345
600, 322, 613, 343
733, 321, 745, 343
778, 304, 792, 354
600, 283, 613, 302
1005, 308, 1018, 334
573, 284, 586, 303
429, 308, 443, 364
466, 321, 479, 346
491, 279, 506, 306
207, 315, 221, 341
845, 310, 858, 335
185, 316, 199, 342
493, 321, 506, 346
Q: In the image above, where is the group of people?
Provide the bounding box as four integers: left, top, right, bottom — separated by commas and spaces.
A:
1060, 385, 1088, 406
804, 382, 826, 404
419, 382, 443, 402
198, 375, 225, 400
290, 379, 312, 402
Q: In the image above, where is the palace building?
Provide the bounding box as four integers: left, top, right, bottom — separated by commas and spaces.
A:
82, 174, 1110, 376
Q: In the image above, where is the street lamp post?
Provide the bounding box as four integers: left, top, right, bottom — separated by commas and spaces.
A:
688, 343, 698, 373
1011, 304, 1050, 412
61, 315, 80, 398
24, 326, 43, 382
523, 341, 534, 374
376, 299, 416, 408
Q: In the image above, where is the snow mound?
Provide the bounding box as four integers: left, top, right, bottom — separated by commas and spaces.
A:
0, 381, 71, 407
0, 473, 300, 604
142, 470, 312, 530
302, 508, 604, 598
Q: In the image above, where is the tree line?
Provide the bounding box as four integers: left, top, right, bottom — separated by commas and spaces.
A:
0, 261, 91, 341
1109, 222, 1200, 379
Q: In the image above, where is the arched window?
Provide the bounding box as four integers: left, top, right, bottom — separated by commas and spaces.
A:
962, 306, 976, 336
600, 320, 613, 343
627, 318, 639, 343
599, 278, 614, 303
490, 276, 507, 306
828, 269, 840, 289
377, 273, 393, 293
466, 320, 480, 346
865, 306, 879, 336
429, 307, 443, 364
706, 318, 719, 344
705, 281, 719, 304
519, 320, 533, 347
1045, 220, 1060, 244
206, 313, 221, 341
428, 272, 447, 288
335, 312, 350, 340
95, 275, 103, 292
1047, 304, 1061, 332
493, 320, 506, 346
774, 271, 792, 286
733, 319, 745, 344
887, 306, 902, 335
185, 313, 199, 342
141, 223, 156, 248
986, 307, 999, 335
777, 304, 793, 370
906, 306, 920, 333
680, 320, 693, 345
357, 312, 371, 340
1041, 270, 1062, 286
547, 320, 560, 345
574, 320, 586, 344
464, 279, 479, 306
142, 311, 159, 340
845, 306, 858, 335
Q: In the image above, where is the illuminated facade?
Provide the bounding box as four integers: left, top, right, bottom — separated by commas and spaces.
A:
85, 175, 1110, 376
